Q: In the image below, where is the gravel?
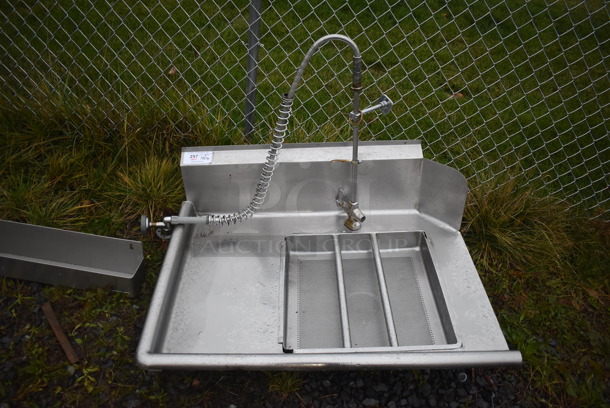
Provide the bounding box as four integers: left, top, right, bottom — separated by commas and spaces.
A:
0, 279, 530, 407
273, 368, 525, 408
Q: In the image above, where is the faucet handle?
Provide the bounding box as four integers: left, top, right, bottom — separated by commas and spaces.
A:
361, 94, 393, 116
377, 94, 393, 114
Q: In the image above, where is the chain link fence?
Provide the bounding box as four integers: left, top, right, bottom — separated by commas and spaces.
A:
1, 0, 608, 214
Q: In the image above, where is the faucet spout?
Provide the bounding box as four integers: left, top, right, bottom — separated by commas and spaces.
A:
283, 37, 393, 232
336, 188, 366, 231
344, 202, 366, 231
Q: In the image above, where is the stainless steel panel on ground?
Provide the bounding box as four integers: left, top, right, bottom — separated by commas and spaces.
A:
0, 221, 145, 296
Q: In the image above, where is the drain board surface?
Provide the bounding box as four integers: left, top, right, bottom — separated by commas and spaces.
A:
137, 144, 522, 369
283, 232, 459, 352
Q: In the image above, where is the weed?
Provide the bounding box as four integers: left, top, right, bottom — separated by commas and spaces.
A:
74, 364, 100, 394
267, 372, 305, 401
1, 174, 94, 229
462, 172, 572, 274
114, 155, 184, 222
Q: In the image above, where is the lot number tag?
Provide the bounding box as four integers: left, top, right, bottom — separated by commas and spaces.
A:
183, 151, 213, 165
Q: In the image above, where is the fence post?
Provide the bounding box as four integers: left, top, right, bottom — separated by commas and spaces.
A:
243, 0, 262, 140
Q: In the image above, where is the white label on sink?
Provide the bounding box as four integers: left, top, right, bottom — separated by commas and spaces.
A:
182, 151, 213, 165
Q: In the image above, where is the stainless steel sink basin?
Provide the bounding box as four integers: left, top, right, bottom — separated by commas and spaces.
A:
136, 141, 522, 370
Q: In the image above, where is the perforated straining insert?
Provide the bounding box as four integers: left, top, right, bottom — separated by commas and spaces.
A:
284, 234, 344, 350
380, 255, 434, 346
376, 231, 456, 346
295, 256, 343, 349
283, 232, 457, 351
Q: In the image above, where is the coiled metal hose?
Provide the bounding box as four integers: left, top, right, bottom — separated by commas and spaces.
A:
207, 34, 361, 226
208, 95, 294, 225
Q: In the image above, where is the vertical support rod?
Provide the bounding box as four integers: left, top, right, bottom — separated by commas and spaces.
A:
333, 235, 351, 348
243, 0, 262, 139
370, 233, 399, 347
350, 56, 362, 204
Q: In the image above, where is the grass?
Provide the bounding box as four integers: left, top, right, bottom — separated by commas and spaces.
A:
267, 372, 305, 402
115, 156, 184, 221
0, 0, 608, 211
462, 173, 572, 274
462, 175, 610, 407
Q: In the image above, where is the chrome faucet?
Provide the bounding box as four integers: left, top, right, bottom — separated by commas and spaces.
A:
288, 38, 394, 231
227, 33, 393, 231
336, 93, 393, 231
